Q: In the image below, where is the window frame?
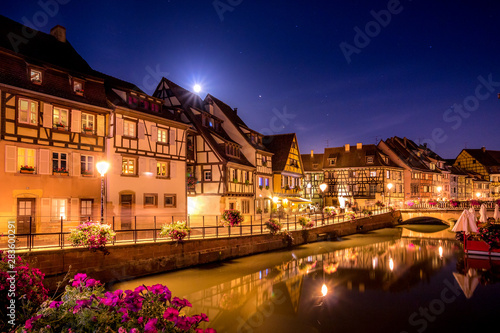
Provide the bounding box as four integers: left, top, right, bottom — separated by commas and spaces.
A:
122, 156, 137, 176
29, 68, 43, 85
164, 194, 177, 208
52, 152, 68, 174
73, 79, 85, 96
123, 119, 137, 138
157, 128, 169, 144
156, 160, 169, 178
81, 112, 95, 134
204, 170, 212, 181
18, 147, 37, 173
80, 199, 93, 219
81, 155, 94, 176
17, 98, 39, 126
53, 106, 69, 131
143, 193, 158, 208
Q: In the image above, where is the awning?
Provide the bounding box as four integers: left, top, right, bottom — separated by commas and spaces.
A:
286, 197, 312, 204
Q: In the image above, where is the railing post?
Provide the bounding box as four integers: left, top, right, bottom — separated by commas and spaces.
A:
154, 216, 157, 242
134, 216, 137, 243
250, 215, 253, 235
29, 216, 32, 251
202, 215, 205, 239
112, 216, 115, 245
60, 216, 64, 249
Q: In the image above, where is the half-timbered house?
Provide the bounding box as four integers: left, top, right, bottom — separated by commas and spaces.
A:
154, 78, 256, 217
0, 17, 110, 233
301, 150, 324, 206
322, 143, 404, 207
263, 133, 307, 213
100, 74, 190, 228
206, 94, 274, 215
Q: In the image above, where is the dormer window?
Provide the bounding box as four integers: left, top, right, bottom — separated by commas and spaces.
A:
366, 156, 374, 164
30, 69, 42, 84
328, 158, 336, 166
73, 80, 84, 95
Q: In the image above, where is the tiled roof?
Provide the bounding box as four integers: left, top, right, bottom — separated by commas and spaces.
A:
322, 144, 399, 168
462, 149, 500, 173
263, 133, 297, 171
301, 153, 324, 171
383, 136, 435, 172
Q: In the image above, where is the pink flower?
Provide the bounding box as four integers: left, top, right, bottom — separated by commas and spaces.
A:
163, 307, 179, 321
144, 318, 158, 333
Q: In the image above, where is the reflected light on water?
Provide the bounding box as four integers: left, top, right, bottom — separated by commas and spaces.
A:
321, 284, 328, 297
389, 257, 394, 271
439, 246, 443, 258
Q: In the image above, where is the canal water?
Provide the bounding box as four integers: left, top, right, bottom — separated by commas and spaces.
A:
112, 225, 500, 333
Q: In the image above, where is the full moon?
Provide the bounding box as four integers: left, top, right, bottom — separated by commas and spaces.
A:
193, 84, 201, 93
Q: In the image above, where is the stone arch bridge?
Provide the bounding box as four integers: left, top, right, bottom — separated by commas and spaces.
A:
399, 208, 496, 225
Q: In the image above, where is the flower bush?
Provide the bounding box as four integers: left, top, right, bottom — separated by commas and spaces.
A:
69, 222, 116, 255
323, 207, 336, 217
345, 211, 356, 221
375, 201, 385, 208
428, 200, 437, 206
221, 210, 244, 227
406, 200, 415, 207
478, 225, 500, 249
264, 218, 282, 235
0, 251, 48, 329
20, 273, 216, 333
470, 199, 481, 206
298, 217, 314, 229
361, 209, 372, 216
160, 221, 191, 242
449, 199, 459, 207
20, 165, 35, 171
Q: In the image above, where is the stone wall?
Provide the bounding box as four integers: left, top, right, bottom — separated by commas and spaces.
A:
26, 212, 397, 290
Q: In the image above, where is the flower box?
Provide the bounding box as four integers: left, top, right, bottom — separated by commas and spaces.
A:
20, 169, 34, 174
53, 171, 69, 176
465, 240, 500, 256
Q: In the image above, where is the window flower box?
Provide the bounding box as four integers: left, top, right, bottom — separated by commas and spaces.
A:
53, 168, 69, 176
82, 127, 94, 135
20, 165, 35, 174
81, 171, 93, 177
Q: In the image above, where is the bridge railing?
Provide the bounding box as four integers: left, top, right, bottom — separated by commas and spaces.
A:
403, 200, 499, 210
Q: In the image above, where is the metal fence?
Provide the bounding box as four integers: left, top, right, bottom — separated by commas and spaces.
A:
0, 207, 391, 251
401, 200, 499, 210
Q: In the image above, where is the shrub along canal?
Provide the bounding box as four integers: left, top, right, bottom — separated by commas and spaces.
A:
111, 225, 500, 333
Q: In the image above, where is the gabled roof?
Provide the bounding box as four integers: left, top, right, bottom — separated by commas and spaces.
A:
322, 144, 399, 169
460, 149, 500, 173
153, 77, 205, 110
263, 133, 298, 172
382, 136, 437, 172
301, 153, 324, 172
207, 94, 271, 153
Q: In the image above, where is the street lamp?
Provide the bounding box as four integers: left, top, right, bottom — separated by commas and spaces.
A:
96, 161, 110, 223
319, 183, 327, 208
387, 183, 393, 206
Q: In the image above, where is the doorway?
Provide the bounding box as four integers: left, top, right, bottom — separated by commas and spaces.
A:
120, 194, 133, 230
17, 198, 36, 234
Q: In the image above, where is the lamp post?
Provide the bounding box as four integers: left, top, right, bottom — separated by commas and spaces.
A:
319, 183, 327, 208
387, 183, 393, 206
96, 161, 110, 223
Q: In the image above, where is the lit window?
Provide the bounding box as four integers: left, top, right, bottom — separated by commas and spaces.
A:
18, 98, 38, 125
242, 200, 250, 214
156, 161, 169, 177
30, 69, 42, 84
265, 178, 270, 187
164, 194, 176, 208
204, 170, 212, 181
18, 148, 36, 172
144, 193, 158, 208
122, 157, 136, 175
82, 113, 95, 134
158, 128, 168, 143
370, 171, 377, 177
52, 199, 67, 220
81, 155, 94, 176
366, 156, 374, 164
329, 158, 336, 166
123, 120, 136, 137
52, 152, 68, 173
53, 107, 69, 130
73, 80, 84, 95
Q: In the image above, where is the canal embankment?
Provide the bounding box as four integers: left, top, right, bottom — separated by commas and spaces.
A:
26, 211, 399, 290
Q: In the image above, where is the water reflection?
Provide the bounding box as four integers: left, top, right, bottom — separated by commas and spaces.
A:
112, 226, 500, 332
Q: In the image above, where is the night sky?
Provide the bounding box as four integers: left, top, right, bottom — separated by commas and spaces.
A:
3, 0, 500, 159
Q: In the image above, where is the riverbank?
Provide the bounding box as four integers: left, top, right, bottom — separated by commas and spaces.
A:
26, 212, 399, 290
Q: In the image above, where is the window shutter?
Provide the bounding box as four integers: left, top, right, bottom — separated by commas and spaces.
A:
150, 126, 158, 143
43, 103, 53, 128
71, 109, 81, 133
170, 161, 176, 178
113, 155, 122, 174
38, 149, 51, 175
97, 115, 105, 137
70, 198, 80, 222
5, 145, 17, 173
41, 198, 51, 223
115, 116, 123, 136
169, 129, 176, 150
72, 152, 80, 176
138, 122, 145, 140
139, 157, 147, 174
150, 159, 157, 174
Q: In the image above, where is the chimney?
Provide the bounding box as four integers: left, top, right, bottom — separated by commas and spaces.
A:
345, 144, 350, 152
50, 25, 66, 43
233, 107, 238, 115
356, 142, 362, 149
205, 99, 213, 114
482, 146, 486, 152
311, 149, 314, 158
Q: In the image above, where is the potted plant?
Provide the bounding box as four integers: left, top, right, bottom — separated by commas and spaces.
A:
81, 170, 93, 177
375, 201, 385, 208
233, 178, 238, 184
69, 222, 116, 255
256, 207, 262, 214
449, 199, 459, 207
428, 199, 438, 206
20, 165, 35, 174
362, 209, 373, 216
298, 216, 314, 229
53, 168, 69, 175
245, 179, 250, 185
160, 221, 191, 243
221, 209, 244, 227
345, 211, 356, 221
82, 126, 93, 134
265, 185, 270, 190
259, 185, 263, 190
265, 218, 282, 235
